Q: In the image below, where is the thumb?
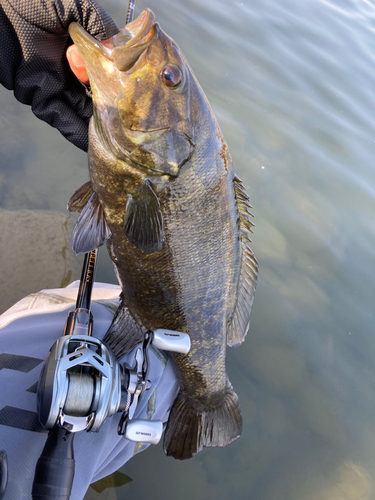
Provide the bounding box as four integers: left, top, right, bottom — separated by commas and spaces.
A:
66, 45, 89, 84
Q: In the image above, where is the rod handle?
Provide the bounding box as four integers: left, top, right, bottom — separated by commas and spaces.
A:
32, 427, 75, 500
0, 451, 8, 500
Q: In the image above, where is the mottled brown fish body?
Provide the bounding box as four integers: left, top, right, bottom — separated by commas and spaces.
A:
68, 8, 258, 459
90, 111, 237, 370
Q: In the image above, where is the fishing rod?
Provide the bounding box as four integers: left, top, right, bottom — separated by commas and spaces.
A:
126, 0, 136, 24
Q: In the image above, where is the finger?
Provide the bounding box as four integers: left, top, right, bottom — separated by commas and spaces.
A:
67, 45, 90, 85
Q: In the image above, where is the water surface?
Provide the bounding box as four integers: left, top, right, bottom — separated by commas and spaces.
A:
1, 0, 375, 498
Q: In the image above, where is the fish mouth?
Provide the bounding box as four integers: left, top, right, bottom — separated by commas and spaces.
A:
105, 9, 156, 51
68, 9, 156, 73
68, 22, 112, 60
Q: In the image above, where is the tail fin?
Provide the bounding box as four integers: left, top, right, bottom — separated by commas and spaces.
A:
163, 387, 242, 460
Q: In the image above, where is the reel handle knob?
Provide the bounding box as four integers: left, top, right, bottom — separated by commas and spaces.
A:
124, 419, 163, 445
152, 329, 190, 354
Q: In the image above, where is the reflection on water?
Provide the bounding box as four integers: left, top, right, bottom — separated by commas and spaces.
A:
1, 0, 375, 498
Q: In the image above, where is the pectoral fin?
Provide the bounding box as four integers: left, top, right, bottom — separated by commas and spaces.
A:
227, 175, 258, 347
123, 180, 164, 253
71, 192, 111, 255
67, 181, 93, 212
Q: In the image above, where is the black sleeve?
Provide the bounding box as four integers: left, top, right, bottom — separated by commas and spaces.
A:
0, 0, 118, 151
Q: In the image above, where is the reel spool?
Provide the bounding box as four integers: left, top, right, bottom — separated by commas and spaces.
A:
37, 335, 123, 433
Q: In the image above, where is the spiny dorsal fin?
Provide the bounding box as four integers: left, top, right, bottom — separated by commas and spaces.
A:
67, 181, 93, 213
227, 175, 258, 347
71, 191, 112, 255
103, 301, 147, 358
123, 180, 164, 253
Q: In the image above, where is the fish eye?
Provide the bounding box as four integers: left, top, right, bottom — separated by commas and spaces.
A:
161, 64, 182, 88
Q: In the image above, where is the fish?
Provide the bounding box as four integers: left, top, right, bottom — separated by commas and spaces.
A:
67, 8, 258, 460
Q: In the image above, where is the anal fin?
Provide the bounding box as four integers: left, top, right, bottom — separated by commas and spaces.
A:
227, 175, 258, 347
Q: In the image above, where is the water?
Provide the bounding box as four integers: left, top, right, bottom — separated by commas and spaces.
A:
1, 0, 375, 498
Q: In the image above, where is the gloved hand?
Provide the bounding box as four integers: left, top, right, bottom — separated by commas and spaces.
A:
0, 0, 118, 151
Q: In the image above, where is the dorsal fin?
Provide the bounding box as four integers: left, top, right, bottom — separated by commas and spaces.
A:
71, 191, 112, 255
103, 301, 147, 358
227, 175, 258, 347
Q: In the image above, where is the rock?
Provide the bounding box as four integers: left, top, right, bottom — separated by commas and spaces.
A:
0, 209, 82, 314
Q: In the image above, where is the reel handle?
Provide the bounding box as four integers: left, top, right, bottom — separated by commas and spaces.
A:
32, 427, 75, 500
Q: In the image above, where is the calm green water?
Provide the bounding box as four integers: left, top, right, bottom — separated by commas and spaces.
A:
1, 0, 375, 498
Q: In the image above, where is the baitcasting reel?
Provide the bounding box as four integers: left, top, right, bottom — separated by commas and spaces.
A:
37, 323, 190, 442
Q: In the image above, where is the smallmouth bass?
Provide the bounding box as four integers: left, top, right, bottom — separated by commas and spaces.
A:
68, 8, 258, 460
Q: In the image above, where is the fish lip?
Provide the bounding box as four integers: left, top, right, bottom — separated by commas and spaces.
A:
68, 9, 156, 62
68, 23, 112, 59
112, 9, 156, 49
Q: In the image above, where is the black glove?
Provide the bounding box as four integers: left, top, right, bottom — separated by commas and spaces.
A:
0, 0, 118, 151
